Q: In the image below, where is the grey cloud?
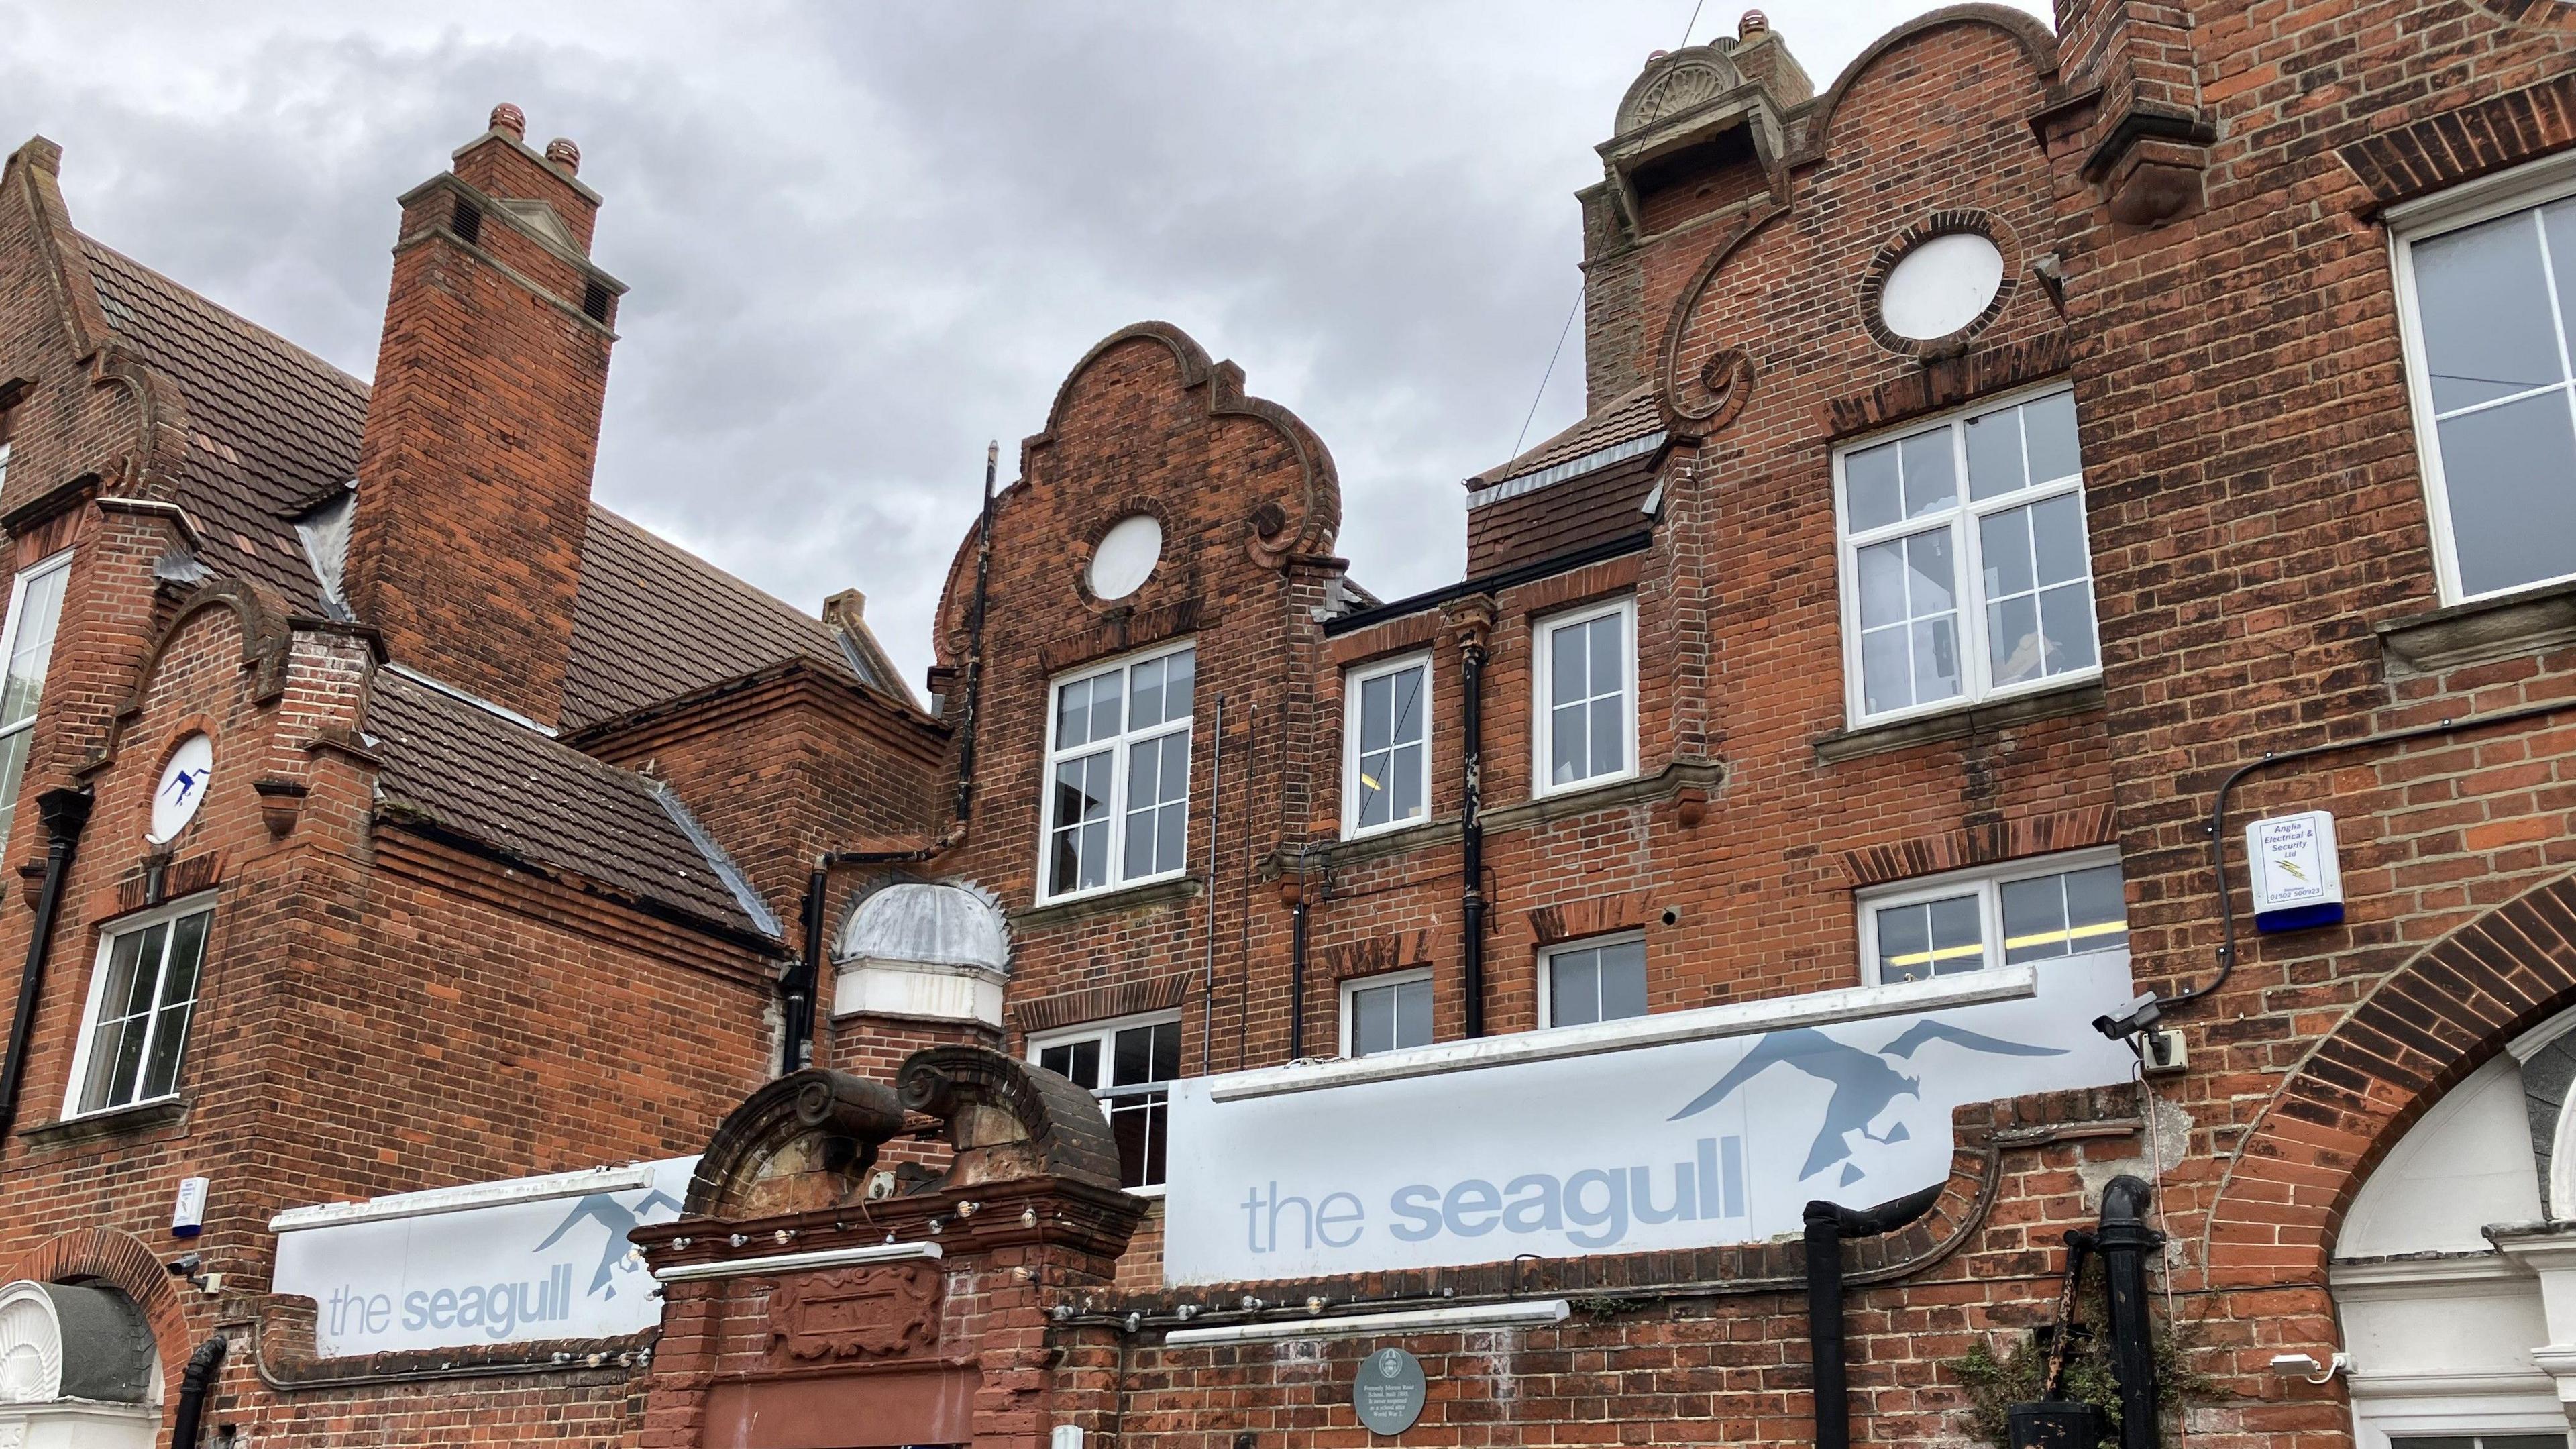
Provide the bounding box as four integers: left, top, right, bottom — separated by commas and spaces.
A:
0, 0, 2045, 688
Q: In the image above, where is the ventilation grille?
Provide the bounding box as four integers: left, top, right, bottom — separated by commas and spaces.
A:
451, 197, 482, 247
582, 282, 612, 324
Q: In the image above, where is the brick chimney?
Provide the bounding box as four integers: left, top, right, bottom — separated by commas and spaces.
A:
347, 105, 626, 727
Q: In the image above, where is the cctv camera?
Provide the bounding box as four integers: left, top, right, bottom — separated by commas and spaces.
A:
168, 1252, 203, 1278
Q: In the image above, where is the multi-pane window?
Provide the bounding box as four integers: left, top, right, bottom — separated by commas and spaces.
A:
1342, 970, 1432, 1057
1344, 654, 1430, 837
1860, 853, 2128, 985
2391, 1437, 2567, 1449
0, 552, 70, 863
0, 395, 17, 491
1041, 641, 1193, 902
1834, 388, 2098, 726
68, 900, 213, 1116
1543, 936, 1649, 1028
2396, 177, 2576, 600
1031, 1014, 1181, 1190
1535, 598, 1635, 796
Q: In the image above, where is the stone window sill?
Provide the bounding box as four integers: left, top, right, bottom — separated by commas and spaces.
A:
1477, 758, 1725, 834
1010, 875, 1203, 932
19, 1095, 189, 1149
2375, 580, 2576, 678
1814, 681, 2104, 765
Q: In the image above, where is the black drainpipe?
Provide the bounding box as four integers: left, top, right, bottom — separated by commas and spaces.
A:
781, 863, 829, 1074
1805, 1181, 1943, 1449
1458, 626, 1487, 1038
0, 787, 93, 1142
1287, 849, 1309, 1061
170, 1331, 229, 1448
2096, 1174, 2164, 1449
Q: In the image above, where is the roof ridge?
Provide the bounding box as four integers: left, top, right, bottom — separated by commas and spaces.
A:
76, 231, 372, 400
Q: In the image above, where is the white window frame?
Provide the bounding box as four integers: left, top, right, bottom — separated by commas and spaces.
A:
1026, 1008, 1184, 1196
1831, 382, 2099, 730
1855, 847, 2125, 987
0, 548, 72, 858
2387, 148, 2576, 606
1538, 931, 1649, 1030
1341, 651, 1434, 839
1530, 596, 1638, 798
61, 893, 217, 1120
1034, 637, 1195, 905
1338, 967, 1434, 1059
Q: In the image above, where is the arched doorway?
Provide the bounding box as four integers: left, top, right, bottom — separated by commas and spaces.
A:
0, 1278, 162, 1446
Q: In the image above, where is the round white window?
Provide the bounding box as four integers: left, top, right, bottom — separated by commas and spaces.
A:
1086, 515, 1163, 601
150, 733, 214, 845
1879, 231, 2006, 341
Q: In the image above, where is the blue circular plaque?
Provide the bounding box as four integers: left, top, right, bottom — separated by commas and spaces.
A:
1353, 1346, 1427, 1435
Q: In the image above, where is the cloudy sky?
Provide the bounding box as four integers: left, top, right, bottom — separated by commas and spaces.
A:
1, 1, 2043, 688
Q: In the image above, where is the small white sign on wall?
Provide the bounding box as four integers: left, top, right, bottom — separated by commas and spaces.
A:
2247, 811, 2344, 931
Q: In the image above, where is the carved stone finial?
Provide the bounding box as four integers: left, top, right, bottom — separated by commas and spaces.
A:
544, 137, 581, 175
1739, 10, 1768, 37
898, 1046, 1123, 1189
488, 104, 526, 140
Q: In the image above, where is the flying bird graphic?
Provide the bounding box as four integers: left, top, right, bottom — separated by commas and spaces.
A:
163, 767, 206, 805
533, 1188, 683, 1300
1670, 1020, 2066, 1187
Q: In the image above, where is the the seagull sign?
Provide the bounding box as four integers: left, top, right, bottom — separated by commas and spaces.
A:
1163, 954, 2137, 1284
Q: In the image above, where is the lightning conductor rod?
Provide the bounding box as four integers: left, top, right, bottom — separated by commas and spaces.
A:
953, 441, 1000, 826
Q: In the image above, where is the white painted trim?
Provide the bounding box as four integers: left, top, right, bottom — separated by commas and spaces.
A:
1466, 431, 1667, 508
270, 1161, 664, 1232
59, 892, 218, 1121
1208, 964, 2036, 1102
1161, 1297, 1570, 1346
1831, 382, 2101, 731
1530, 596, 1638, 799
1340, 652, 1434, 840
1338, 967, 1435, 1057
1538, 931, 1648, 1030
651, 1240, 941, 1283
1034, 637, 1195, 906
2387, 156, 2576, 608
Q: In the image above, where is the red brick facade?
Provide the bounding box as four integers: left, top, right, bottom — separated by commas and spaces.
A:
12, 1, 2576, 1446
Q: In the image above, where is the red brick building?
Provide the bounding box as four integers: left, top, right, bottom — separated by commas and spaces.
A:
0, 107, 937, 1444
15, 0, 2576, 1446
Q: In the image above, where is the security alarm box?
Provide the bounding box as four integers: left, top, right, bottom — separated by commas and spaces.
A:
2247, 811, 2344, 932
172, 1176, 209, 1238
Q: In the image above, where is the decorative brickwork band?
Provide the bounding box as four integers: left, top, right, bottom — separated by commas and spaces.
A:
1008, 972, 1195, 1036
1824, 331, 2074, 438
2205, 870, 2576, 1287
1838, 804, 2116, 888
2338, 73, 2576, 213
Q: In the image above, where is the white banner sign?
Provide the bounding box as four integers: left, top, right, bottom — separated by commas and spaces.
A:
271, 1157, 695, 1356
1164, 957, 2135, 1285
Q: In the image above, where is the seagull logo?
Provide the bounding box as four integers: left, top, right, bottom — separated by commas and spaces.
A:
1669, 1020, 2067, 1187
162, 767, 206, 806
533, 1188, 684, 1301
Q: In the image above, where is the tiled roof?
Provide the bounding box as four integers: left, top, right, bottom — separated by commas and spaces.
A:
561, 507, 860, 733
1471, 387, 1666, 486
79, 233, 883, 737
367, 669, 776, 941
81, 237, 368, 610
73, 233, 882, 941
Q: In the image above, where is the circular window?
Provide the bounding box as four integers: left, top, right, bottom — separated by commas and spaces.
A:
150, 733, 214, 845
1086, 515, 1163, 601
1878, 231, 2006, 341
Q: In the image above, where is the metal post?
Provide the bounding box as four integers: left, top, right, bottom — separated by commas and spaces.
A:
2096, 1175, 2164, 1449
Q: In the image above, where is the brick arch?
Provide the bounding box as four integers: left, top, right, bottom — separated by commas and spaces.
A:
2, 1224, 198, 1404
2204, 870, 2576, 1287
1788, 3, 2059, 167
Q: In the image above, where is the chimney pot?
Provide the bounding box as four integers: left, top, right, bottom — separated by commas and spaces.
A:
488, 103, 526, 141
1739, 9, 1767, 36
1646, 48, 1670, 62
545, 138, 582, 176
